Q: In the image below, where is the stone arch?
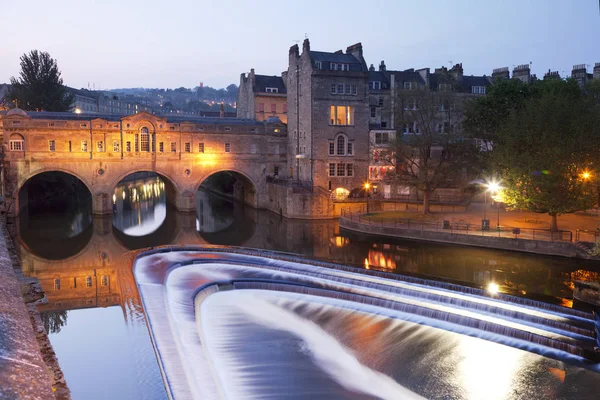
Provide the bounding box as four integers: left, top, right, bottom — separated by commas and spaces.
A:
194, 168, 259, 208
16, 168, 94, 216
109, 169, 180, 212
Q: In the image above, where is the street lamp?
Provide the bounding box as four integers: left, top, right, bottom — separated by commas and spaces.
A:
485, 179, 502, 229
364, 182, 371, 214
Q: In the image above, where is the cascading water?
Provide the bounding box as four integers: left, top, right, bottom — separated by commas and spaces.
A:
134, 247, 600, 399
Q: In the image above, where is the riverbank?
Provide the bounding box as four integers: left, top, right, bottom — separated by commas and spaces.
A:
0, 217, 70, 399
339, 213, 598, 259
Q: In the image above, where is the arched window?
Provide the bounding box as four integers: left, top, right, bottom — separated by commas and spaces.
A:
336, 134, 346, 156
9, 133, 25, 151
140, 127, 150, 152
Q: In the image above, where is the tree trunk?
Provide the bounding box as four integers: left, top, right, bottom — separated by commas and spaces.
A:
550, 214, 558, 232
422, 191, 431, 214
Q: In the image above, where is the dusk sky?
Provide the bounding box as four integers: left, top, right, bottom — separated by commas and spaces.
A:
2, 0, 599, 90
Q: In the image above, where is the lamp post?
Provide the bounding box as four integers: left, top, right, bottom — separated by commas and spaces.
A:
364, 182, 371, 214
484, 180, 501, 230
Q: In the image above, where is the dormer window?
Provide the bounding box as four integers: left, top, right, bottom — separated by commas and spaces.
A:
472, 86, 487, 95
331, 63, 350, 71
315, 61, 322, 70
369, 81, 382, 90
265, 87, 279, 93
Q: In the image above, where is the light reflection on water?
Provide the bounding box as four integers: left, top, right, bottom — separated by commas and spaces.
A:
10, 173, 600, 399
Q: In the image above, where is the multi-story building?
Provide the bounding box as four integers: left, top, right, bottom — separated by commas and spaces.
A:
286, 39, 370, 200
237, 69, 288, 123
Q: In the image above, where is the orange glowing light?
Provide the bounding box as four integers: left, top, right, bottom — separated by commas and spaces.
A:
364, 258, 370, 269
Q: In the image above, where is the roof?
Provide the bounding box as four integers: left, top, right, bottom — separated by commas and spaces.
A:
462, 75, 491, 87
254, 75, 286, 94
390, 69, 427, 86
310, 51, 365, 72
1, 110, 267, 126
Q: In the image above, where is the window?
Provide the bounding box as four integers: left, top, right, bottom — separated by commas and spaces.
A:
80, 123, 87, 128
331, 63, 350, 71
250, 143, 257, 154
274, 144, 280, 154
54, 279, 60, 290
258, 103, 265, 112
170, 142, 176, 152
11, 121, 20, 125
370, 107, 376, 118
345, 84, 351, 95
337, 83, 344, 94
375, 132, 389, 144
347, 164, 353, 177
96, 141, 104, 152
315, 61, 322, 70
225, 143, 231, 153
270, 104, 276, 113
265, 87, 279, 93
378, 98, 384, 107
472, 86, 486, 95
184, 142, 190, 152
134, 134, 139, 152
224, 127, 231, 132
113, 141, 119, 152
140, 127, 150, 152
329, 142, 335, 156
9, 140, 24, 151
329, 163, 336, 177
369, 81, 382, 90
404, 81, 415, 90
159, 142, 164, 152
347, 142, 353, 155
351, 85, 357, 95
283, 103, 287, 113
67, 141, 72, 152
274, 166, 279, 176
199, 142, 205, 153
86, 276, 92, 288
81, 141, 88, 152
126, 141, 131, 152
101, 276, 109, 286
330, 84, 336, 94
337, 135, 346, 155
337, 163, 346, 177
49, 140, 56, 152
381, 121, 387, 128
48, 122, 55, 127
329, 106, 354, 126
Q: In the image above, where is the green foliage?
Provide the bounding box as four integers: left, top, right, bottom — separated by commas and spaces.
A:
6, 50, 74, 112
492, 79, 600, 229
40, 310, 68, 334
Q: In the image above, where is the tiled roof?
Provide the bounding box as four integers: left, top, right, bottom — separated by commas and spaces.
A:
254, 75, 286, 94
310, 51, 365, 72
390, 69, 426, 86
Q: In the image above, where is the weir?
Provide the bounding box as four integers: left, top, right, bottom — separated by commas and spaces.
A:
134, 247, 600, 399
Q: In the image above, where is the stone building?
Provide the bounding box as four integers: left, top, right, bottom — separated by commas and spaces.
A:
286, 39, 370, 200
237, 69, 288, 123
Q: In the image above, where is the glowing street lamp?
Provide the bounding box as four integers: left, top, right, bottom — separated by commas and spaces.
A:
581, 170, 592, 181
484, 179, 502, 229
364, 182, 371, 214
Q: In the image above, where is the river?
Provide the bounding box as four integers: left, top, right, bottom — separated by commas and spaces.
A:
10, 174, 600, 399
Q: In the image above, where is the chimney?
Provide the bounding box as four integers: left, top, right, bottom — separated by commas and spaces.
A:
379, 60, 386, 72
369, 64, 375, 72
512, 64, 531, 83
302, 38, 310, 53
449, 63, 463, 82
594, 62, 600, 80
492, 67, 510, 80
543, 70, 560, 80
571, 64, 589, 87
289, 44, 299, 67
346, 42, 367, 70
220, 103, 225, 118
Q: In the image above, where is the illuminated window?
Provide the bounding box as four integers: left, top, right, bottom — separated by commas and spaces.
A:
225, 143, 231, 153
332, 188, 350, 200
159, 142, 164, 153
112, 141, 120, 153
329, 106, 353, 126
199, 143, 204, 153
101, 276, 109, 286
184, 142, 191, 153
140, 127, 150, 152
126, 141, 131, 152
329, 163, 336, 177
337, 163, 346, 176
48, 140, 56, 152
81, 140, 88, 152
9, 140, 24, 151
86, 276, 92, 288
134, 134, 139, 152
170, 142, 176, 152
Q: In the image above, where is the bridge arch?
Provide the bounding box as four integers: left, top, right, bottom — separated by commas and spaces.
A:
16, 168, 94, 217
194, 169, 259, 208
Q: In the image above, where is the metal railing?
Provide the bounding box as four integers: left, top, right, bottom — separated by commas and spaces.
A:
576, 229, 600, 243
333, 194, 469, 205
340, 208, 574, 243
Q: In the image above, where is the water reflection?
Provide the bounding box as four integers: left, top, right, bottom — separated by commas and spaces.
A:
112, 173, 166, 236
10, 189, 600, 399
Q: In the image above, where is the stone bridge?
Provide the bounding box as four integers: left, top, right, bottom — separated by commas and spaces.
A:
0, 109, 287, 215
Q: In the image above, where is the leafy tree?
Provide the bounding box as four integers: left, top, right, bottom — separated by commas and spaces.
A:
40, 310, 68, 334
382, 86, 483, 213
493, 79, 600, 230
6, 50, 74, 111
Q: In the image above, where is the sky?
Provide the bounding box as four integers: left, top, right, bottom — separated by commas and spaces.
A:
1, 0, 599, 90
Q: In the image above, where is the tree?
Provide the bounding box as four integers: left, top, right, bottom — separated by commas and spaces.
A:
40, 310, 68, 334
6, 50, 74, 112
492, 79, 600, 230
382, 86, 483, 213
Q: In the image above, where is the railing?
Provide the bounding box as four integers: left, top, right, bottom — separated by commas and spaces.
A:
334, 194, 469, 205
340, 208, 574, 243
576, 229, 600, 243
